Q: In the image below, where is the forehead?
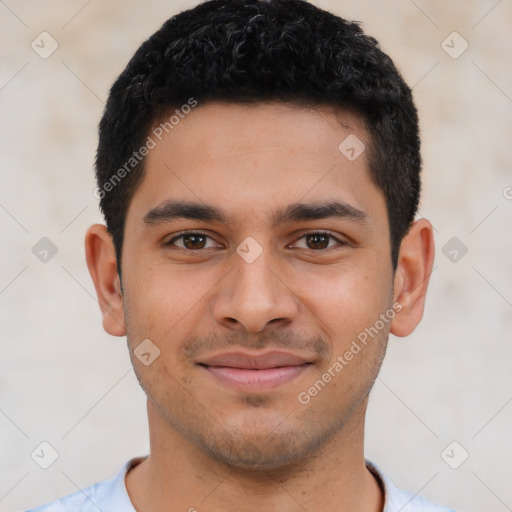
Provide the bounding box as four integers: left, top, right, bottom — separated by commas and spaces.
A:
151, 101, 366, 163
127, 101, 386, 229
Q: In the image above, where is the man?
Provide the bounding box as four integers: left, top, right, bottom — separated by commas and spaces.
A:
28, 0, 455, 510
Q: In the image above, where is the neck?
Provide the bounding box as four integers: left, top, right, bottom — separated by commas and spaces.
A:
126, 398, 383, 512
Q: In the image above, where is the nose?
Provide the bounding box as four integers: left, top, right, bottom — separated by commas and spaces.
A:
212, 244, 299, 333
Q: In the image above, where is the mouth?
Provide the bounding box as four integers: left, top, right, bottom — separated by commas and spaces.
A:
197, 351, 313, 391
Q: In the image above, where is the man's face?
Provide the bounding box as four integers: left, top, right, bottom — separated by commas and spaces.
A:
121, 102, 395, 470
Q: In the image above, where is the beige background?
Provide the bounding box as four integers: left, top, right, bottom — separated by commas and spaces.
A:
1, 1, 511, 511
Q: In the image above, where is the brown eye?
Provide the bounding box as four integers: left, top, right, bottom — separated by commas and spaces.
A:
165, 232, 218, 251
182, 234, 207, 250
291, 232, 344, 251
305, 233, 330, 250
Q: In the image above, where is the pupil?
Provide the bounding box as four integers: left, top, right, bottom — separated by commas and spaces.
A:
184, 234, 206, 249
307, 234, 329, 249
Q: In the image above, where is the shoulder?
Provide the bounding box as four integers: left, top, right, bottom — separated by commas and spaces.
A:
366, 460, 458, 512
24, 458, 142, 512
25, 480, 106, 512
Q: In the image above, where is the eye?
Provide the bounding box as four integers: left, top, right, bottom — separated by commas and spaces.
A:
164, 231, 347, 252
165, 232, 219, 251
290, 232, 346, 250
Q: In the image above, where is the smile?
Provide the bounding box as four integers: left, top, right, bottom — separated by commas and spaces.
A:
198, 351, 314, 391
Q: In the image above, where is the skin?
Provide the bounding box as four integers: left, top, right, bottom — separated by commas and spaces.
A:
86, 102, 434, 512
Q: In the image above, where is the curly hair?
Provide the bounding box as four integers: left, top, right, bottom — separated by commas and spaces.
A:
96, 0, 421, 271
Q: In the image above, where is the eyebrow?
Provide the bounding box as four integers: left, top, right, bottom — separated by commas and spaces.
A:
143, 199, 368, 227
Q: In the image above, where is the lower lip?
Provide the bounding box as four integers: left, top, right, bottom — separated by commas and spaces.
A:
203, 364, 311, 391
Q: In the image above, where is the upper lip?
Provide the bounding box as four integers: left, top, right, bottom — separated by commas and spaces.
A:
198, 351, 312, 370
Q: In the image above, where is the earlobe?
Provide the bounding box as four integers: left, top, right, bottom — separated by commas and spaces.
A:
390, 218, 435, 338
85, 224, 126, 337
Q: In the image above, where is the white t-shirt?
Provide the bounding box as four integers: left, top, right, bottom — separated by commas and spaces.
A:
25, 457, 457, 512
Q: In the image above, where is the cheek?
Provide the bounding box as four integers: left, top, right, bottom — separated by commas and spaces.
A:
123, 263, 225, 367
296, 262, 391, 339
125, 263, 205, 326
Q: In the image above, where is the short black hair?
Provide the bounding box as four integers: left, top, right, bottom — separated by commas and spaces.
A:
95, 0, 421, 272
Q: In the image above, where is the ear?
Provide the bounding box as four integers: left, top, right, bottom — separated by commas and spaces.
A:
85, 224, 126, 337
390, 218, 435, 337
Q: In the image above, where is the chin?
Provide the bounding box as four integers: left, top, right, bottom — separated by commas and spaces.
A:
197, 416, 332, 472
205, 436, 309, 471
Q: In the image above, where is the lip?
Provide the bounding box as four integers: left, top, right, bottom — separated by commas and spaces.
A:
200, 351, 311, 369
198, 351, 313, 391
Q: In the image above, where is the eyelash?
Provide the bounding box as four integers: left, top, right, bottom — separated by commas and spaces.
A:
164, 231, 347, 252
